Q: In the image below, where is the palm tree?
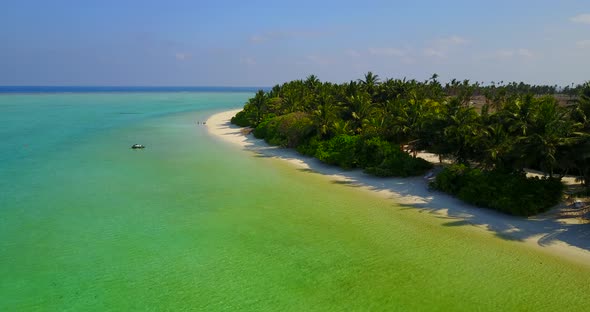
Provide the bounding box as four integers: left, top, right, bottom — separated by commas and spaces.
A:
565, 83, 590, 184
572, 82, 590, 126
343, 92, 374, 134
246, 90, 268, 126
383, 89, 442, 156
441, 98, 483, 164
358, 71, 380, 96
430, 73, 439, 82
312, 91, 339, 138
477, 122, 515, 170
516, 96, 578, 176
304, 74, 320, 91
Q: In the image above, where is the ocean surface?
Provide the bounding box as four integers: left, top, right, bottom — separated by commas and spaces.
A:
1, 89, 589, 311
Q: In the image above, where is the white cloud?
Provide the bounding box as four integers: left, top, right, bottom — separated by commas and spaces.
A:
576, 39, 590, 48
344, 48, 415, 65
305, 55, 335, 65
517, 48, 534, 58
249, 32, 287, 43
239, 57, 256, 65
174, 52, 191, 61
435, 35, 468, 46
479, 48, 536, 61
248, 30, 324, 43
495, 49, 515, 58
423, 35, 469, 59
368, 47, 407, 57
570, 13, 590, 24
423, 47, 446, 58
249, 35, 268, 43
345, 49, 361, 57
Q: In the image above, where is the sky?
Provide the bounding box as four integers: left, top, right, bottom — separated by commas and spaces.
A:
0, 0, 589, 86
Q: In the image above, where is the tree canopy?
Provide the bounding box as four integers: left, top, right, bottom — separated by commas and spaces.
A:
231, 74, 590, 216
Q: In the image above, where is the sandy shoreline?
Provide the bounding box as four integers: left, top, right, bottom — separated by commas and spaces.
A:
207, 109, 590, 266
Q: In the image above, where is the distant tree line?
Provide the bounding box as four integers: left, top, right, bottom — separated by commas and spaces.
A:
232, 73, 590, 216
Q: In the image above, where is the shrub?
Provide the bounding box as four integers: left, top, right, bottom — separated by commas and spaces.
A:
356, 136, 393, 168
358, 136, 432, 177
253, 112, 314, 147
431, 165, 564, 216
315, 135, 360, 168
277, 112, 315, 147
429, 163, 471, 194
363, 151, 432, 177
252, 118, 270, 139
296, 136, 321, 156
230, 110, 253, 127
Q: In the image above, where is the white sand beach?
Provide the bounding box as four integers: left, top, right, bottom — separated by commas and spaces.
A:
207, 109, 590, 266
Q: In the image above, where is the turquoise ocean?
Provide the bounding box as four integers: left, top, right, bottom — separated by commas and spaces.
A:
1, 89, 590, 311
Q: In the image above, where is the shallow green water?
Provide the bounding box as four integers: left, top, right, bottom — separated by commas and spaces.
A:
1, 93, 589, 311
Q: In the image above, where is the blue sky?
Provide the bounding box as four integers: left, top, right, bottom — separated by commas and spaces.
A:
0, 0, 589, 86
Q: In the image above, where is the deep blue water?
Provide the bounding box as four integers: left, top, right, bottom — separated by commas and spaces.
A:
0, 86, 267, 94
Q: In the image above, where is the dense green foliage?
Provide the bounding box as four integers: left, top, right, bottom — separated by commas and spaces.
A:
232, 73, 590, 215
314, 134, 359, 168
306, 135, 432, 175
230, 110, 251, 127
358, 137, 432, 177
253, 112, 314, 147
430, 165, 564, 216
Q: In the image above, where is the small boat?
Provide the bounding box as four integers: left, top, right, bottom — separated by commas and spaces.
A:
131, 144, 145, 149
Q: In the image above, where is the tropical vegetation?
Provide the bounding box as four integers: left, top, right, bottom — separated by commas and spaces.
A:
232, 73, 590, 216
